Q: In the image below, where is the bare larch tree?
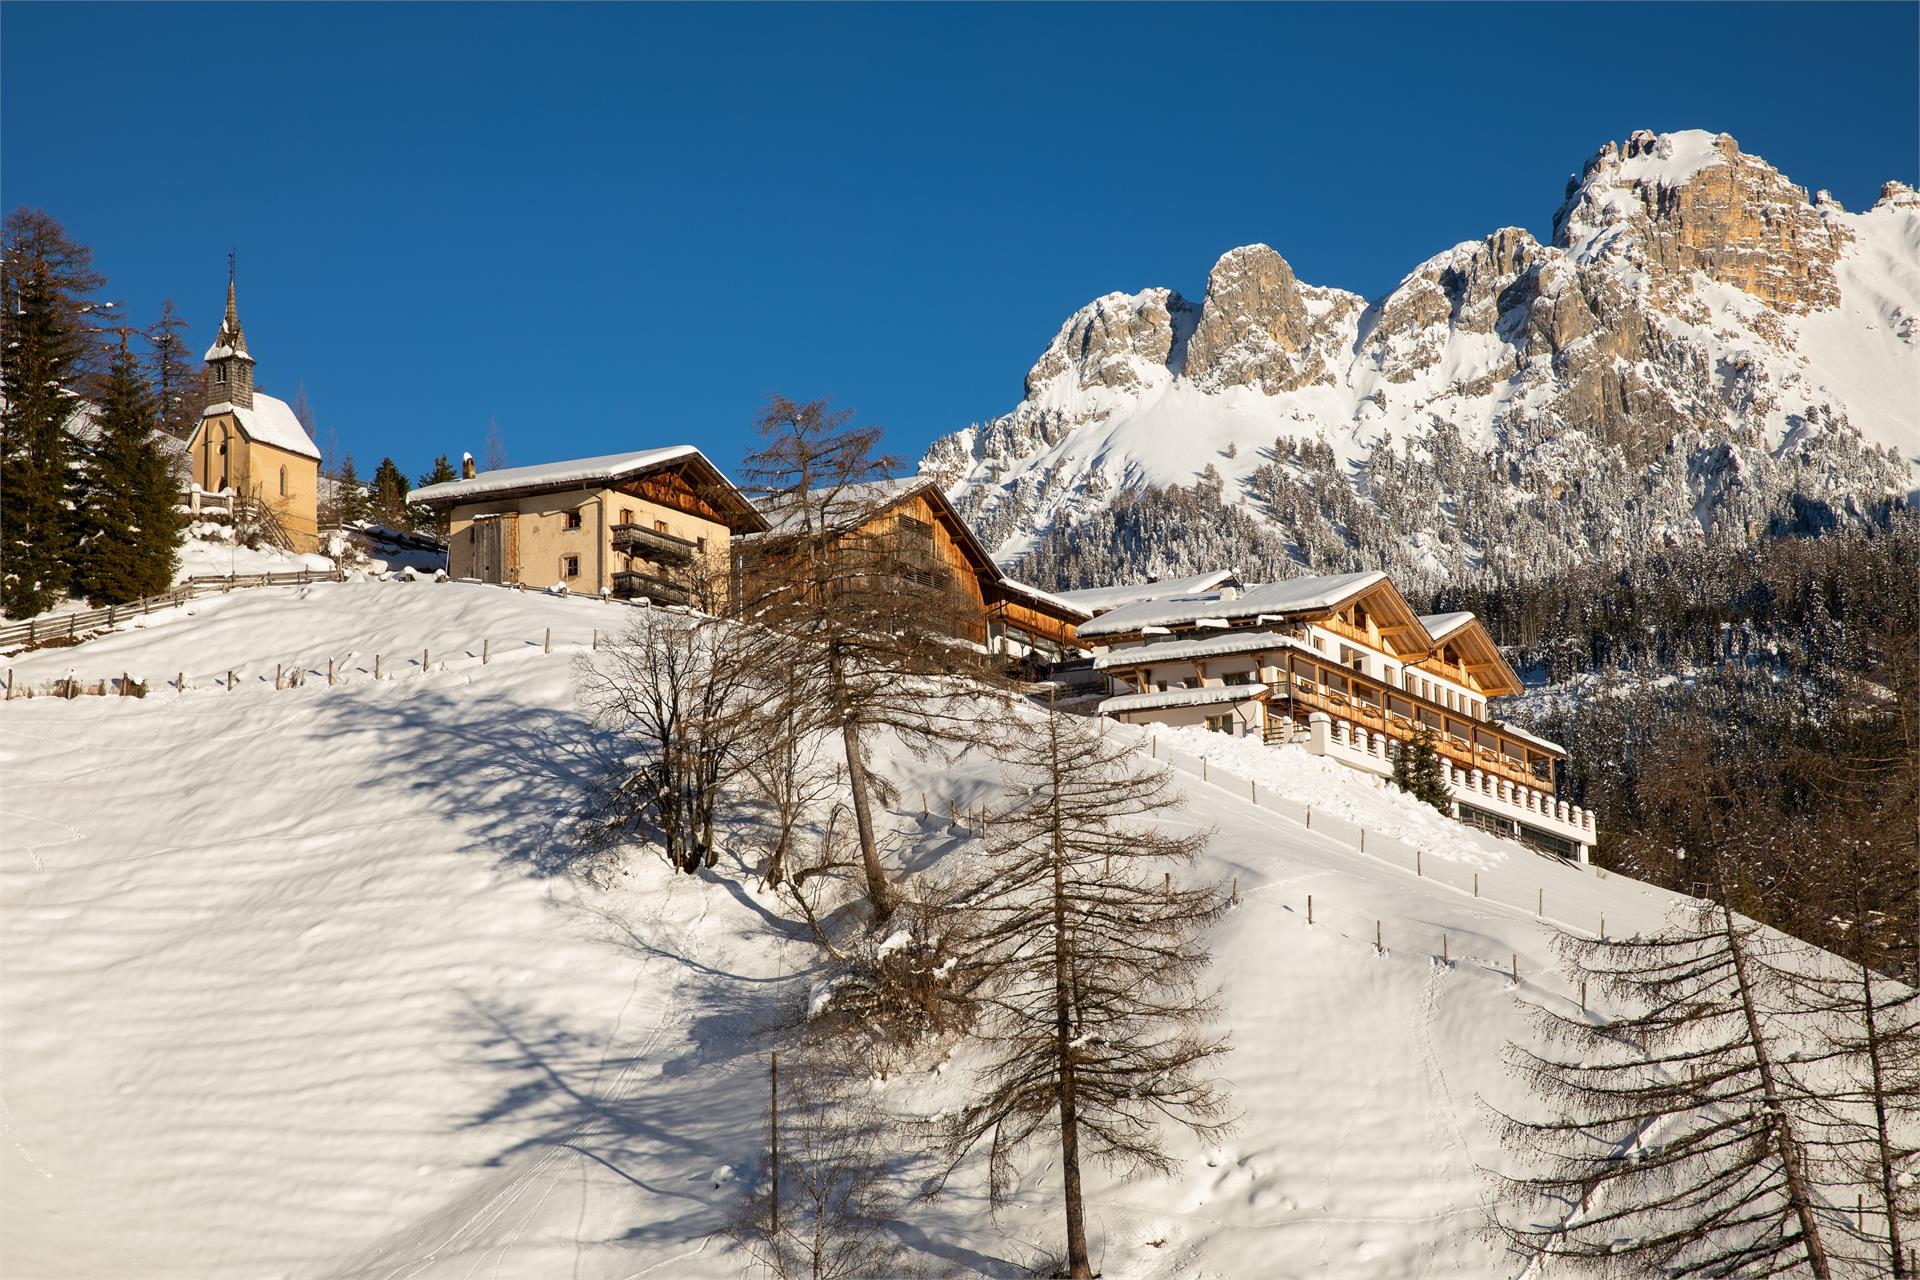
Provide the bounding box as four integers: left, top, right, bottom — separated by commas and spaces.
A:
931, 699, 1233, 1280
576, 609, 756, 873
733, 393, 1001, 925
1493, 837, 1842, 1278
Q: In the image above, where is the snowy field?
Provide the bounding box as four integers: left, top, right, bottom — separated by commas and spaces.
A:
4, 579, 1712, 1278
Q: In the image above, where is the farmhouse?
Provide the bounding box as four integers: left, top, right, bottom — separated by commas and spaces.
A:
411, 448, 767, 605
737, 477, 1090, 659
182, 270, 322, 551
1082, 570, 1596, 860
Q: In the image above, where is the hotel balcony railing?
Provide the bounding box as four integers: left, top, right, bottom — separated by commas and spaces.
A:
1273, 679, 1549, 792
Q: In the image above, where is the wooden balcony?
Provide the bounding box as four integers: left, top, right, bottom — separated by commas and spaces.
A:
1275, 679, 1548, 792
611, 570, 693, 605
611, 523, 697, 564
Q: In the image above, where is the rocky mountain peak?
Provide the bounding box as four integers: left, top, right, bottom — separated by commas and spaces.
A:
1183, 244, 1359, 394
1022, 287, 1196, 401
1553, 128, 1849, 313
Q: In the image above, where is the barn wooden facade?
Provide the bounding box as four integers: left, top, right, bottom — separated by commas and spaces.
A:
736, 478, 1089, 657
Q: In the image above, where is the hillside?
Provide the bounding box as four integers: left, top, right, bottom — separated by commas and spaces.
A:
0, 582, 1886, 1277
920, 130, 1918, 592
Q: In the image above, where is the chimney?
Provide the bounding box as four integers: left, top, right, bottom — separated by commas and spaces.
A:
461, 451, 476, 479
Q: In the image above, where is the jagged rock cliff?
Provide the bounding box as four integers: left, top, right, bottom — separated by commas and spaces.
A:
921, 130, 1917, 592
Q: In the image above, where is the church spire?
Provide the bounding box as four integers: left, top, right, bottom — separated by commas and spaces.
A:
204, 254, 255, 410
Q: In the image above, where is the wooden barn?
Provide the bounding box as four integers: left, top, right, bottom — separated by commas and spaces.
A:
735, 477, 1089, 658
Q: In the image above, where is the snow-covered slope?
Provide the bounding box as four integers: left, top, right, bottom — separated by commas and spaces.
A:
0, 583, 1821, 1277
923, 130, 1918, 587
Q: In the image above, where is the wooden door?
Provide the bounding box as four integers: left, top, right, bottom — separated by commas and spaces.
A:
475, 518, 505, 583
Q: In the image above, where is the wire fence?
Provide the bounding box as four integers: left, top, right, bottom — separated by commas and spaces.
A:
1, 620, 621, 702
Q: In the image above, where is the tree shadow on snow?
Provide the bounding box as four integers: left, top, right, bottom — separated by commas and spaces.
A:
313, 680, 621, 877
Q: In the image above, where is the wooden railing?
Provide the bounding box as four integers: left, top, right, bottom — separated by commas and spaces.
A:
1276, 680, 1547, 791
611, 570, 693, 606
610, 523, 697, 563
0, 569, 343, 651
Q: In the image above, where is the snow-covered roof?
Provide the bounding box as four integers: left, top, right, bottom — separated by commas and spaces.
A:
203, 394, 320, 461
411, 447, 704, 505
1077, 571, 1387, 639
1099, 683, 1268, 715
992, 575, 1092, 621
1495, 720, 1566, 757
201, 342, 252, 363
1054, 570, 1242, 616
1093, 629, 1300, 670
1419, 611, 1477, 642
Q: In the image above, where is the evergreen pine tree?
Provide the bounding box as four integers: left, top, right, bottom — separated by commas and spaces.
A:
370, 456, 409, 528
334, 454, 371, 527
1392, 726, 1451, 813
144, 299, 199, 440
415, 454, 457, 537
73, 336, 180, 604
1, 208, 104, 617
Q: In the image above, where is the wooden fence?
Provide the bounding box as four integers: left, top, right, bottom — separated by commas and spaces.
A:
0, 569, 344, 652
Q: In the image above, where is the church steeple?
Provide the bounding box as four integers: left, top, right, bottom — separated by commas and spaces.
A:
204, 254, 255, 410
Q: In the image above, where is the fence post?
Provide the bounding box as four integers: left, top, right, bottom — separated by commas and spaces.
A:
375, 654, 381, 680
1537, 888, 1543, 916
1375, 920, 1383, 953
1511, 953, 1519, 983
1151, 735, 1157, 759
921, 792, 927, 819
328, 658, 334, 687
1306, 807, 1312, 830
544, 627, 551, 654
276, 664, 282, 690
4, 670, 10, 701
483, 639, 490, 665
1201, 758, 1208, 781
1164, 872, 1171, 902
1416, 850, 1422, 877
1360, 828, 1366, 853
1473, 873, 1479, 898
760, 1051, 768, 1243
423, 648, 429, 671
1442, 933, 1449, 964
227, 670, 234, 691
1251, 780, 1257, 804
591, 628, 598, 651
1580, 979, 1587, 1010
1307, 894, 1313, 925
177, 671, 183, 692
69, 615, 76, 639
1599, 913, 1605, 940
1231, 876, 1239, 905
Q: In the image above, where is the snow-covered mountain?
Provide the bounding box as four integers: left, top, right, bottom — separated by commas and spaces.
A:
920, 130, 1919, 590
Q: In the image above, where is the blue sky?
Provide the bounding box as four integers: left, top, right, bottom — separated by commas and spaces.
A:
4, 2, 1915, 480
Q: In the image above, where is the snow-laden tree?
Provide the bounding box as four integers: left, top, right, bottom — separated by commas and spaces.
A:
931, 700, 1233, 1280
1, 208, 103, 616
72, 336, 180, 604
